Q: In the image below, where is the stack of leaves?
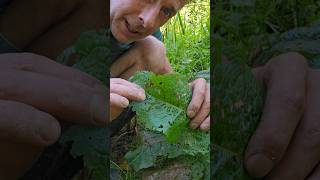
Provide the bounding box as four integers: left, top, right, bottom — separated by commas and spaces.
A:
211, 63, 264, 179
124, 71, 210, 180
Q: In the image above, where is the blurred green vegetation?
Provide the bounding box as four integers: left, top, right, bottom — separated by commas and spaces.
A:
161, 0, 210, 77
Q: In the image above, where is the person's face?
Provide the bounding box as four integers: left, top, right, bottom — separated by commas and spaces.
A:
110, 0, 186, 44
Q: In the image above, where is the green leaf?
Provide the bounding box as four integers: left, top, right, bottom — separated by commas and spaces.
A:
129, 71, 192, 142
124, 146, 155, 171
60, 126, 108, 180
57, 29, 111, 84
131, 94, 183, 136
125, 129, 208, 173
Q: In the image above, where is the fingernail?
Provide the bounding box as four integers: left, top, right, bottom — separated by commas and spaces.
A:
200, 123, 210, 131
138, 91, 146, 100
246, 154, 274, 178
189, 122, 198, 129
38, 114, 61, 145
120, 97, 129, 107
91, 95, 107, 126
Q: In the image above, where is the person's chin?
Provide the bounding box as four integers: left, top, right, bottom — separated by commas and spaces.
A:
111, 30, 129, 44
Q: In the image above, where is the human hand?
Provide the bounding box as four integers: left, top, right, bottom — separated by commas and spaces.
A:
0, 52, 107, 179
110, 78, 146, 121
111, 35, 172, 79
187, 78, 210, 131
0, 1, 106, 178
0, 53, 107, 126
245, 52, 320, 179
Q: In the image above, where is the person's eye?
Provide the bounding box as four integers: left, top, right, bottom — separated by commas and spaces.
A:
161, 8, 173, 18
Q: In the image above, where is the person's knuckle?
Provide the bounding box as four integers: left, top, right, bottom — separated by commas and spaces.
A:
197, 90, 206, 100
110, 84, 121, 92
279, 93, 304, 111
191, 116, 202, 125
57, 83, 81, 107
191, 104, 201, 112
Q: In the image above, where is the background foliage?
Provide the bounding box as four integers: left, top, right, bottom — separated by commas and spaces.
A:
161, 0, 210, 76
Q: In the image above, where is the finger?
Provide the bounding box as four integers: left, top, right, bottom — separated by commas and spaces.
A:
110, 93, 129, 108
111, 47, 137, 78
111, 83, 145, 101
190, 83, 210, 129
160, 57, 173, 74
0, 100, 61, 146
119, 57, 172, 79
111, 78, 142, 89
110, 93, 129, 121
0, 53, 105, 89
308, 163, 320, 180
245, 52, 308, 178
265, 69, 320, 180
0, 69, 107, 126
187, 78, 207, 118
200, 116, 210, 131
119, 64, 144, 80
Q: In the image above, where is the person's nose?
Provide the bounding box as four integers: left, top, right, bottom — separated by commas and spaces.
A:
137, 7, 158, 31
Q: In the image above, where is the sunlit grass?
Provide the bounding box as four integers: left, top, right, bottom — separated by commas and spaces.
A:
161, 0, 210, 77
